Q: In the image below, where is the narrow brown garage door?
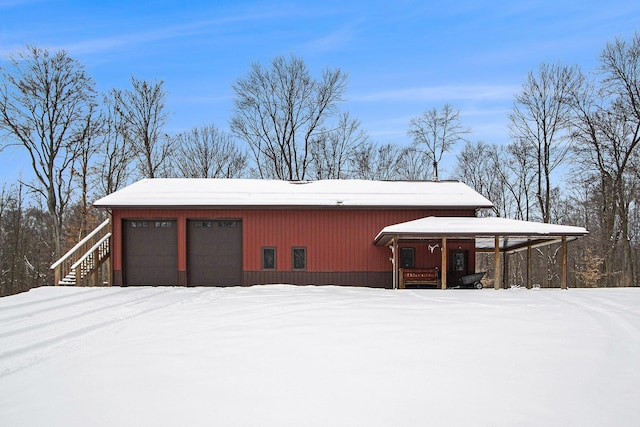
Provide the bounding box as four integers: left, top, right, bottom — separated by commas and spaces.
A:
188, 219, 242, 286
124, 220, 178, 286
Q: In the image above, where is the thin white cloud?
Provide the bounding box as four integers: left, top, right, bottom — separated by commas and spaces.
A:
0, 21, 201, 59
302, 20, 363, 53
304, 28, 352, 52
59, 16, 241, 56
354, 84, 520, 103
4, 8, 290, 58
0, 43, 22, 59
461, 107, 512, 118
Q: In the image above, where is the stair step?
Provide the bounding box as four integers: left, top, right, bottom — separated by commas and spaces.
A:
51, 221, 111, 286
58, 270, 77, 286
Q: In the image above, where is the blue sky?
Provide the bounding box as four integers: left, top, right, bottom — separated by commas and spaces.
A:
1, 0, 639, 184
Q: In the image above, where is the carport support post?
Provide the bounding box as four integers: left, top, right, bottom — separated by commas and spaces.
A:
392, 237, 399, 290
108, 215, 112, 286
561, 236, 568, 290
503, 250, 509, 289
526, 245, 532, 289
441, 237, 447, 289
494, 236, 501, 290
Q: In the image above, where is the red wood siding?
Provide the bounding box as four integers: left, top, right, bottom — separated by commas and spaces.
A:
111, 208, 475, 283
243, 271, 391, 288
398, 240, 476, 272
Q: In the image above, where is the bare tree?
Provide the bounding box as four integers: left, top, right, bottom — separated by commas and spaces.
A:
395, 146, 431, 181
230, 54, 348, 180
174, 124, 248, 178
0, 183, 23, 296
601, 33, 640, 124
70, 104, 101, 239
0, 182, 55, 296
349, 141, 402, 180
113, 77, 172, 178
510, 63, 580, 223
504, 139, 536, 221
94, 92, 134, 197
309, 112, 368, 179
455, 141, 509, 217
0, 46, 96, 257
455, 140, 536, 220
456, 141, 494, 196
408, 104, 469, 181
0, 184, 9, 295
568, 35, 640, 287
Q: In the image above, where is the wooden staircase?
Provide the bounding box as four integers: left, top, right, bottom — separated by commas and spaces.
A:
51, 219, 112, 286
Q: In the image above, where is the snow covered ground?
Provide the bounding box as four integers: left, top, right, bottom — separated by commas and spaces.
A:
1, 285, 639, 427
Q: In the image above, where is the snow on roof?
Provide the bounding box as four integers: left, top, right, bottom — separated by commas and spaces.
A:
93, 179, 494, 209
374, 216, 588, 250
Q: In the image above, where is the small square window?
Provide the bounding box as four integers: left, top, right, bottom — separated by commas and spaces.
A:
292, 247, 306, 270
262, 247, 276, 270
194, 220, 213, 228
216, 220, 238, 228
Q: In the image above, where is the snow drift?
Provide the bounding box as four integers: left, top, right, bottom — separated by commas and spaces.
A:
1, 285, 639, 426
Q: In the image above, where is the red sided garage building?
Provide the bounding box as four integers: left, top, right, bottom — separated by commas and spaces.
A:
92, 179, 493, 289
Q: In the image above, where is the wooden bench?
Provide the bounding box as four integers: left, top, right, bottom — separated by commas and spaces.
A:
399, 268, 440, 289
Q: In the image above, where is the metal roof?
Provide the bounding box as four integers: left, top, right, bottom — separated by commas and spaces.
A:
374, 216, 588, 251
93, 179, 494, 210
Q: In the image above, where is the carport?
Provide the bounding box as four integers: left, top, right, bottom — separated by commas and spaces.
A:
374, 216, 589, 289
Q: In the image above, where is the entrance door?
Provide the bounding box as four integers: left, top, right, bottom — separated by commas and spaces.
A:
449, 249, 468, 287
124, 220, 178, 286
187, 219, 242, 286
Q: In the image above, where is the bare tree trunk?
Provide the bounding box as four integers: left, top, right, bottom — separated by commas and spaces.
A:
0, 46, 96, 258
113, 77, 171, 179
174, 125, 248, 178
408, 104, 469, 182
510, 63, 580, 222
231, 54, 347, 180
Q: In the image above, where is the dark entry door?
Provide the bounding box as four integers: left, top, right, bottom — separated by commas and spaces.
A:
187, 219, 242, 286
124, 220, 178, 286
449, 249, 468, 287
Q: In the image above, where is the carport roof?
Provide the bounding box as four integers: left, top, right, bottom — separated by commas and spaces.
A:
93, 178, 494, 209
374, 216, 588, 252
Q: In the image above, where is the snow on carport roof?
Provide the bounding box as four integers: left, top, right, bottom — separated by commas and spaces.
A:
374, 216, 588, 251
93, 178, 494, 209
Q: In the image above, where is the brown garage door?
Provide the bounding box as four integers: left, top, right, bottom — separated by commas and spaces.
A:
188, 219, 242, 286
124, 220, 178, 286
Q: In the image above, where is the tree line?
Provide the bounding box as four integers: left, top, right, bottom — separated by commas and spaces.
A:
1, 33, 639, 296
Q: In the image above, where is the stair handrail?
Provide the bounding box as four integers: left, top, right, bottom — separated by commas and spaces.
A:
50, 219, 110, 270
71, 232, 112, 270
